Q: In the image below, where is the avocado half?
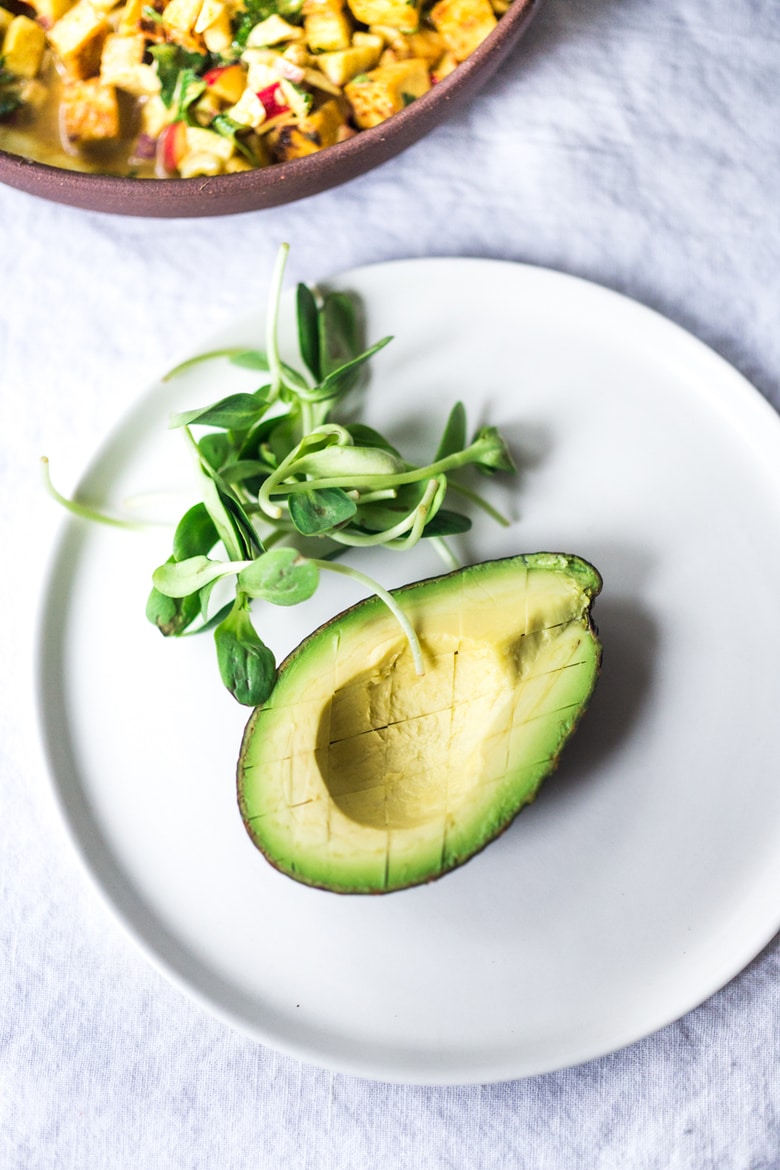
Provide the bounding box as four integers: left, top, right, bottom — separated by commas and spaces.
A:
237, 553, 602, 894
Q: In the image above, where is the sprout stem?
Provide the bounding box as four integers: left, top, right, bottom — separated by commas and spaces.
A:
312, 559, 424, 677
41, 457, 145, 530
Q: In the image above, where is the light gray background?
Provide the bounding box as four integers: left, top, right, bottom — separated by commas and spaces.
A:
2, 0, 779, 1166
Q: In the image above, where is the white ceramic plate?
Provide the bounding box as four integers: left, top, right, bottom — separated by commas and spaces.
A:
38, 258, 780, 1085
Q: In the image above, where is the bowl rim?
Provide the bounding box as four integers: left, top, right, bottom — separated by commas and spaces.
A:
0, 0, 540, 215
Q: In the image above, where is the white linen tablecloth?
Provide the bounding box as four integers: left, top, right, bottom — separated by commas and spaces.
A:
2, 0, 779, 1165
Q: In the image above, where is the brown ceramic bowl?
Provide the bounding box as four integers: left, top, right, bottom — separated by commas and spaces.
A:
0, 0, 538, 217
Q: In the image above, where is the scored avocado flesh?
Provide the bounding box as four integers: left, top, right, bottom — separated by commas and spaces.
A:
237, 553, 602, 894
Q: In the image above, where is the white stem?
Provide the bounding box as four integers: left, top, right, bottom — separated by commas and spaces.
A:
313, 559, 425, 676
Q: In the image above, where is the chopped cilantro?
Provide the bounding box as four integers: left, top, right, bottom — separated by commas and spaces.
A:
0, 57, 22, 121
149, 44, 210, 111
401, 91, 417, 106
211, 114, 262, 165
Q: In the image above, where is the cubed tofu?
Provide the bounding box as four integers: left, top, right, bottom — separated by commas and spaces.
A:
347, 0, 419, 34
202, 11, 232, 51
194, 0, 232, 46
184, 124, 235, 159
303, 0, 352, 52
116, 0, 144, 33
2, 15, 46, 79
178, 149, 223, 177
100, 32, 159, 95
161, 0, 203, 33
429, 0, 496, 61
430, 48, 457, 81
316, 36, 382, 86
161, 0, 208, 47
48, 1, 110, 79
24, 0, 74, 31
61, 77, 120, 139
401, 28, 444, 64
140, 92, 169, 135
267, 96, 344, 160
344, 56, 429, 128
18, 77, 49, 108
193, 0, 223, 32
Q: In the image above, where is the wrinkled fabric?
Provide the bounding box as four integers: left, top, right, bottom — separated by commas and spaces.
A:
2, 0, 779, 1166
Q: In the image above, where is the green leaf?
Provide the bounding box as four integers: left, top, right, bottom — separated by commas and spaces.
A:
172, 502, 219, 561
169, 390, 270, 430
470, 426, 517, 475
266, 414, 301, 465
296, 282, 321, 382
145, 575, 202, 636
0, 89, 22, 121
149, 44, 209, 107
422, 509, 472, 537
318, 291, 359, 377
211, 114, 260, 165
313, 335, 392, 402
214, 601, 276, 706
345, 423, 402, 457
230, 350, 271, 370
219, 458, 275, 487
238, 548, 319, 606
198, 432, 231, 471
434, 401, 467, 462
220, 485, 264, 556
288, 486, 357, 535
164, 346, 265, 381
153, 555, 241, 597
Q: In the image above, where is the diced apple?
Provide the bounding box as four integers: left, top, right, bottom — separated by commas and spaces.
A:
203, 62, 246, 103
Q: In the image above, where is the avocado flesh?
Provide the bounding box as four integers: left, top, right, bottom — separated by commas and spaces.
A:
238, 553, 602, 894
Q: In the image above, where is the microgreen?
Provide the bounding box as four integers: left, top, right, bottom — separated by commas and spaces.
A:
144, 242, 517, 705
45, 243, 516, 709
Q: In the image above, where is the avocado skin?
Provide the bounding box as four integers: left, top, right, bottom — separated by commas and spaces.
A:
237, 553, 602, 894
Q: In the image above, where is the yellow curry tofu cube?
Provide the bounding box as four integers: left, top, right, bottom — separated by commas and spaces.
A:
345, 57, 429, 128
317, 36, 382, 86
268, 97, 344, 161
194, 0, 232, 47
161, 0, 203, 34
48, 1, 110, 79
25, 0, 74, 31
116, 0, 144, 33
100, 32, 160, 95
61, 77, 120, 140
3, 16, 46, 79
0, 8, 12, 38
347, 0, 419, 33
202, 12, 231, 51
430, 0, 496, 61
303, 0, 353, 52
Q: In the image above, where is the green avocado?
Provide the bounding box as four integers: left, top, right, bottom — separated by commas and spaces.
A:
237, 553, 602, 894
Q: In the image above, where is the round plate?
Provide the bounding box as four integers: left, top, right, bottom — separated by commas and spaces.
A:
38, 258, 780, 1084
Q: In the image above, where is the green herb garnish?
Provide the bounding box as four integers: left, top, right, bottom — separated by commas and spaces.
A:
0, 58, 23, 120
45, 244, 516, 707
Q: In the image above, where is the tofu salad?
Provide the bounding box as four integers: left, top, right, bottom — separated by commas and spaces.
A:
0, 0, 510, 177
